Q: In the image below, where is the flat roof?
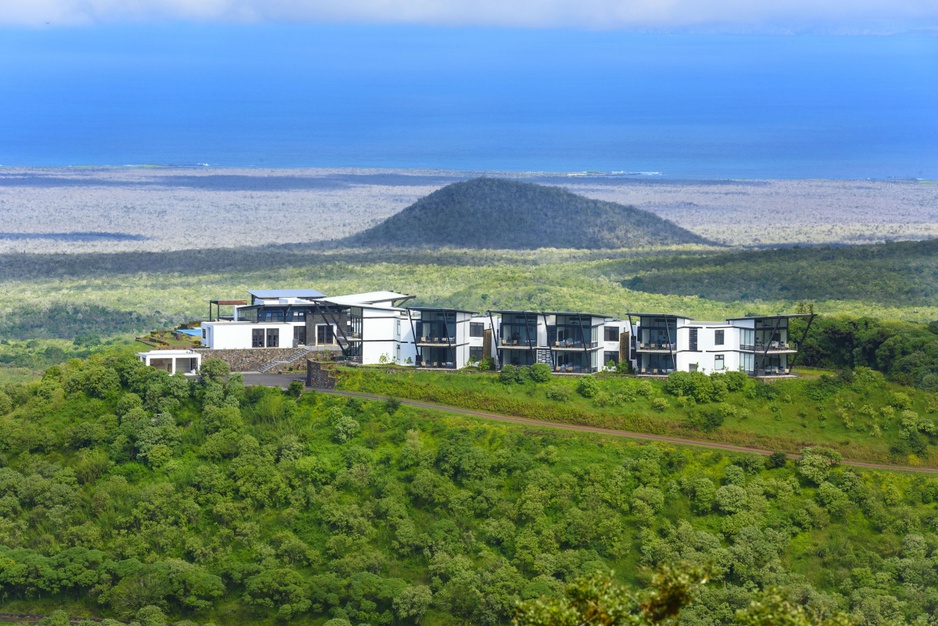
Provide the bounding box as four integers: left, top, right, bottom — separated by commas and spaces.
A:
488, 309, 608, 317
248, 289, 324, 299
137, 349, 200, 357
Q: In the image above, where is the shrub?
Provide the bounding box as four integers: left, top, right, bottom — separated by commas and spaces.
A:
577, 376, 600, 398
721, 371, 751, 392
499, 364, 518, 384
546, 385, 572, 402
665, 371, 723, 403
384, 397, 402, 415
285, 380, 304, 398
651, 397, 669, 412
530, 363, 552, 383
477, 357, 496, 371
766, 451, 789, 469
499, 364, 532, 384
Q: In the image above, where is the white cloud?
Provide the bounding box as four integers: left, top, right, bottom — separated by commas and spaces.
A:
1, 0, 936, 31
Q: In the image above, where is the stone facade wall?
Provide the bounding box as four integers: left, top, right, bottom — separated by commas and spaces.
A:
197, 348, 340, 373
307, 361, 337, 389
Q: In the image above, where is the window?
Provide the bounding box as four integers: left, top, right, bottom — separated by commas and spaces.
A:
293, 326, 306, 346
715, 330, 724, 346
470, 346, 483, 362
252, 329, 265, 348
316, 325, 334, 345
470, 323, 484, 338
714, 354, 725, 370
605, 327, 620, 342
689, 328, 699, 351
266, 328, 279, 348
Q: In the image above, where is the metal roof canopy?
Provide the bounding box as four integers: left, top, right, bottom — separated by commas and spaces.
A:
488, 309, 609, 318
409, 306, 478, 315
248, 289, 325, 300
325, 291, 414, 306
625, 312, 691, 319
724, 314, 815, 321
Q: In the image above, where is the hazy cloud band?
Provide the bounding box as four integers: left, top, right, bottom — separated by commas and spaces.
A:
2, 0, 937, 31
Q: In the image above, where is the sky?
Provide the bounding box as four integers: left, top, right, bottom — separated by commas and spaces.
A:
1, 0, 937, 32
1, 1, 936, 176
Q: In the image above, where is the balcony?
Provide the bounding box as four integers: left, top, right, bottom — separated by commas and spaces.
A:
416, 336, 454, 346
755, 367, 792, 377
418, 360, 457, 369
499, 339, 538, 349
553, 364, 598, 374
636, 342, 676, 353
552, 339, 600, 350
637, 367, 675, 375
742, 342, 795, 353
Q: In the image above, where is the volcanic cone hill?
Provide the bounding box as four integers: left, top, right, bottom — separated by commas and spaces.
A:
343, 177, 712, 249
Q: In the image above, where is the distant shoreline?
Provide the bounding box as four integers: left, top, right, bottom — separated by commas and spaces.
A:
1, 164, 932, 183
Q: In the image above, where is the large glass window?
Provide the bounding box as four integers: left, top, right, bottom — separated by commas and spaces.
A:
266, 328, 279, 348
252, 329, 265, 348
470, 323, 484, 338
316, 325, 334, 345
638, 316, 677, 349
605, 327, 620, 342
258, 308, 286, 323
714, 354, 725, 370
689, 328, 699, 351
715, 330, 725, 346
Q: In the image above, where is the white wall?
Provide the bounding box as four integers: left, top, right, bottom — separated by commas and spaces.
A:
202, 321, 298, 349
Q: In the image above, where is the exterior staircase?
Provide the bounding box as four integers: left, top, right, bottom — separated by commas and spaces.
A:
536, 349, 553, 366
258, 347, 318, 373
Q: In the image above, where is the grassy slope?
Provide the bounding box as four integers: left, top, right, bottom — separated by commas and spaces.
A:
334, 367, 938, 467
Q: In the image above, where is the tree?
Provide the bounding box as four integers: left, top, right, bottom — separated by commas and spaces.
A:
798, 448, 842, 485
394, 585, 433, 623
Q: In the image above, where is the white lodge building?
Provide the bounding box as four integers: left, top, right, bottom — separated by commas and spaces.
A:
631, 313, 810, 376
192, 289, 813, 377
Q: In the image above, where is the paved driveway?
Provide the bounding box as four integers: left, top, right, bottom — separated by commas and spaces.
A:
242, 372, 306, 389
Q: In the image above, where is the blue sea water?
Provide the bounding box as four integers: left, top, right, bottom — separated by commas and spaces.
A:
0, 25, 936, 179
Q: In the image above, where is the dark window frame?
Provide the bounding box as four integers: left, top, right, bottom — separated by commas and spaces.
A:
252, 329, 265, 348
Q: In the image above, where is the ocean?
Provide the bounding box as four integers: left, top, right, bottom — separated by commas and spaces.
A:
1, 26, 936, 179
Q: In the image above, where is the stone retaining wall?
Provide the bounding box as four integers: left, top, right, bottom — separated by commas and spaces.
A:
197, 348, 339, 373
307, 361, 337, 389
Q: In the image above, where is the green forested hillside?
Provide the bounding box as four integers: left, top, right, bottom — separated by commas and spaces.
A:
345, 178, 712, 249
618, 239, 938, 307
1, 355, 938, 625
